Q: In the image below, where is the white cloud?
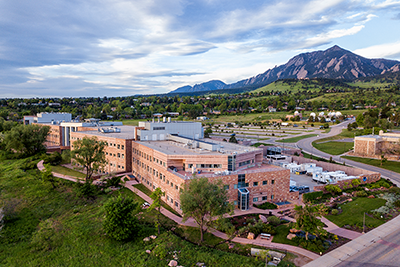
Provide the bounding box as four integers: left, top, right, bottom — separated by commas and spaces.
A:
354, 41, 400, 58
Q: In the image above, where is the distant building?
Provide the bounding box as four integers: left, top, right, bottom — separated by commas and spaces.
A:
354, 131, 400, 157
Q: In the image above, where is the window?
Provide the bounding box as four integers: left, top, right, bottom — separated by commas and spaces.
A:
167, 196, 169, 201
117, 144, 120, 149
170, 198, 173, 203
175, 201, 178, 207
122, 154, 124, 159
262, 196, 268, 201
234, 201, 238, 206
224, 185, 230, 190
271, 195, 274, 200
175, 185, 178, 190
272, 180, 275, 185
253, 182, 258, 187
153, 127, 165, 130
122, 145, 124, 149
253, 197, 258, 202
171, 182, 173, 187
263, 180, 268, 185
117, 153, 120, 158
167, 180, 170, 185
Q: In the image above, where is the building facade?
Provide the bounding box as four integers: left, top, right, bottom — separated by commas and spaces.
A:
354, 131, 400, 157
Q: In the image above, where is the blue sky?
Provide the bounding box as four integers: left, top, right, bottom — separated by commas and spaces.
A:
1, 0, 400, 98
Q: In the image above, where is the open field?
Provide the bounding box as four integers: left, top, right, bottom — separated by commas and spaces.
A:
342, 156, 400, 174
313, 141, 354, 155
325, 197, 386, 228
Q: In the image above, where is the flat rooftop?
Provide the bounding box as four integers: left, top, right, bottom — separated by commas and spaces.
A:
72, 126, 136, 140
138, 139, 261, 156
173, 163, 284, 180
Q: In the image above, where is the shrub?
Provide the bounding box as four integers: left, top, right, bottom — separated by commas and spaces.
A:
267, 216, 281, 226
303, 191, 323, 203
254, 202, 278, 210
325, 185, 342, 195
394, 200, 400, 208
355, 191, 368, 197
351, 179, 361, 187
331, 209, 339, 215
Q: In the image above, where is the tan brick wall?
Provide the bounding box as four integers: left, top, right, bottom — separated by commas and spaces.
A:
70, 132, 133, 174
354, 139, 377, 156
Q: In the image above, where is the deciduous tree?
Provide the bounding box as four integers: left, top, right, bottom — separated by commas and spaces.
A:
71, 136, 107, 182
180, 177, 233, 244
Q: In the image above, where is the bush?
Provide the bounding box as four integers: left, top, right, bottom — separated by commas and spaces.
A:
325, 185, 342, 195
303, 191, 323, 203
331, 209, 339, 215
254, 202, 278, 210
267, 216, 281, 226
75, 181, 99, 198
355, 191, 368, 197
351, 179, 361, 187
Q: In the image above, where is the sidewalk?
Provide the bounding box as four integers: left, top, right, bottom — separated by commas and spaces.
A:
304, 214, 400, 267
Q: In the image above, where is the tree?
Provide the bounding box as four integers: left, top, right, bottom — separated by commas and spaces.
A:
294, 204, 327, 240
180, 177, 233, 244
148, 187, 165, 235
41, 163, 57, 189
103, 194, 139, 241
229, 135, 238, 143
71, 136, 107, 182
3, 124, 50, 156
325, 184, 342, 195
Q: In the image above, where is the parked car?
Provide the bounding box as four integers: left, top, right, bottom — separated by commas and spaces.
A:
295, 170, 307, 175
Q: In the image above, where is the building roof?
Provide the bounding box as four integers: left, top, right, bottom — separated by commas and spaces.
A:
137, 138, 261, 156
72, 126, 137, 140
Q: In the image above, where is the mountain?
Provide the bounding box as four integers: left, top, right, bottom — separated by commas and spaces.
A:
171, 46, 400, 93
172, 80, 226, 93
224, 45, 400, 89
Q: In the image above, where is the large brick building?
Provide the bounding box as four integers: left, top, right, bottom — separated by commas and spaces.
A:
30, 114, 297, 212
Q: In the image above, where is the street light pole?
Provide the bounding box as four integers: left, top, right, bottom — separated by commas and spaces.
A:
363, 212, 365, 234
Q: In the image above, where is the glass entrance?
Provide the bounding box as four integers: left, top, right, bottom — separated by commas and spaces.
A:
238, 188, 249, 211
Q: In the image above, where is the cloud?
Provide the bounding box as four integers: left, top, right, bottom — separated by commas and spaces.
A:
0, 0, 399, 97
354, 41, 400, 59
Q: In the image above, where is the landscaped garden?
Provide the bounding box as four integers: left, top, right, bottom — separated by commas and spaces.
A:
303, 178, 400, 232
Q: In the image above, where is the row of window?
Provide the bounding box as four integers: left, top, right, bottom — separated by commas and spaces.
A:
187, 164, 222, 169
225, 180, 275, 190
106, 152, 124, 159
133, 148, 166, 167
139, 176, 181, 209
238, 159, 254, 167
109, 162, 124, 169
108, 143, 124, 150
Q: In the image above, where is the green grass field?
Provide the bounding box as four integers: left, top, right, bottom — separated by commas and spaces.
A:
325, 197, 386, 228
276, 134, 318, 143
313, 141, 354, 155
342, 156, 400, 174
0, 157, 266, 267
51, 165, 86, 179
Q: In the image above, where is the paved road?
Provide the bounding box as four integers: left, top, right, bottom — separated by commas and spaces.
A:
296, 119, 400, 186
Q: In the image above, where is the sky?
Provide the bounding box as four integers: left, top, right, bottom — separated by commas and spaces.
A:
1, 0, 400, 98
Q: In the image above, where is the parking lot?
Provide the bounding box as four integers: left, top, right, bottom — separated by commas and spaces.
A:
290, 173, 320, 192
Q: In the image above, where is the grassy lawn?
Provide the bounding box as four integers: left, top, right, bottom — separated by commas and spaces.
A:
0, 157, 265, 267
276, 134, 318, 143
313, 141, 354, 155
271, 224, 298, 246
133, 184, 182, 217
325, 197, 386, 228
342, 156, 400, 174
51, 165, 86, 179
